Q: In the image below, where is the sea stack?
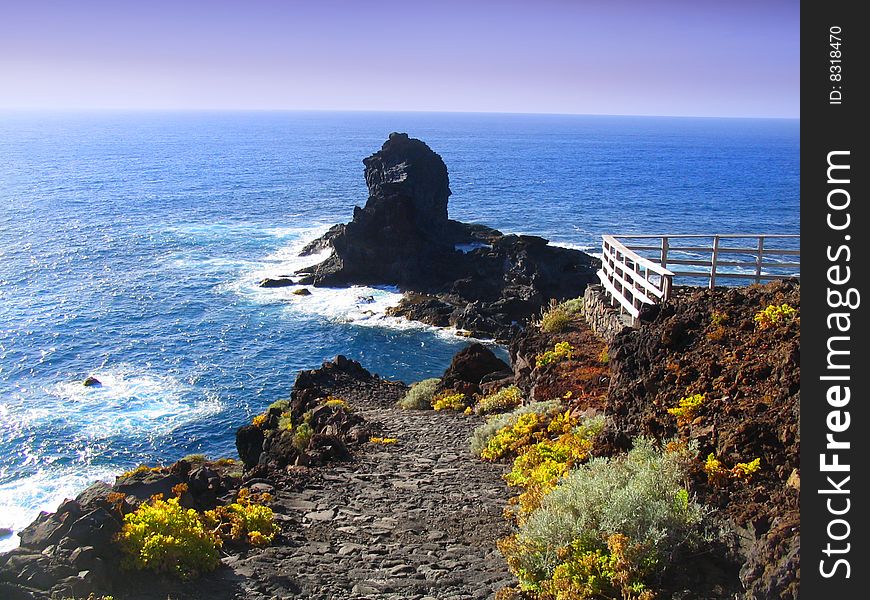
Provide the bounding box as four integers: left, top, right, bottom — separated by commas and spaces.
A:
279, 133, 600, 339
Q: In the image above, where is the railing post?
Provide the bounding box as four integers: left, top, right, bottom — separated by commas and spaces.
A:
709, 235, 720, 289
755, 236, 764, 284
661, 236, 669, 269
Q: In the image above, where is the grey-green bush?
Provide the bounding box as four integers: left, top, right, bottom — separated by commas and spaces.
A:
397, 378, 440, 410
510, 437, 705, 586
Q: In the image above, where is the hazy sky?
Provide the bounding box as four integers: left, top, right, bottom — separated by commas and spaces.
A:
0, 0, 800, 117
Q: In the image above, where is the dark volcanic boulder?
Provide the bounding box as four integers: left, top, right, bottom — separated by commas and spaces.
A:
440, 343, 511, 396
236, 424, 266, 469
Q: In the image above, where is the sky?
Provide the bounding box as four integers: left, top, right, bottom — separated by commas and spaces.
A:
0, 0, 800, 118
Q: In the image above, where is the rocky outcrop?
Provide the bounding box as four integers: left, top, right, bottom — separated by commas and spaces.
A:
438, 343, 511, 397
237, 356, 406, 478
266, 133, 599, 340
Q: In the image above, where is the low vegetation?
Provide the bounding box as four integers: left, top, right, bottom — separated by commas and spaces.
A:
535, 341, 575, 368
504, 414, 605, 521
753, 302, 797, 330
470, 400, 562, 457
666, 393, 706, 425
475, 385, 523, 414
397, 377, 440, 410
432, 391, 468, 411
538, 297, 585, 334
499, 438, 705, 599
116, 486, 276, 579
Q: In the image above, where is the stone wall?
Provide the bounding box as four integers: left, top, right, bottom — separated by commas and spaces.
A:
583, 284, 633, 344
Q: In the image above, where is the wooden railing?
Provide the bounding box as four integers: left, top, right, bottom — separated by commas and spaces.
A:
598, 233, 800, 325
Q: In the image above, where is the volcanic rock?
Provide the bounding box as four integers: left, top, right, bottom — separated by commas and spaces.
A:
294, 133, 599, 339
440, 343, 511, 396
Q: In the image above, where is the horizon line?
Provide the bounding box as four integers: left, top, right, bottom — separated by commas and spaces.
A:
0, 107, 800, 121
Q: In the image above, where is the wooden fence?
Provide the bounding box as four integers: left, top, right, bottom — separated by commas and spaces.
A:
598, 234, 800, 325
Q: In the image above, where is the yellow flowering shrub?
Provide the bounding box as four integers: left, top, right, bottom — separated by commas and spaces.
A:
535, 342, 575, 368
323, 396, 350, 410
251, 413, 268, 428
117, 495, 220, 579
733, 457, 762, 479
476, 385, 523, 414
118, 485, 277, 579
505, 415, 604, 521
754, 303, 798, 330
705, 453, 762, 484
202, 488, 277, 547
432, 392, 468, 411
481, 412, 548, 461
667, 393, 705, 425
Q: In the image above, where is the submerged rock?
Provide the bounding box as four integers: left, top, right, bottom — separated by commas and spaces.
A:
82, 376, 101, 387
259, 277, 295, 288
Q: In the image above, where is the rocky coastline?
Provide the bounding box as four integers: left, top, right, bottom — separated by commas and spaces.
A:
0, 135, 799, 599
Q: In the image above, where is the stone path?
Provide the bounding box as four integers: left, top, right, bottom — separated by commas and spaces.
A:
222, 403, 515, 600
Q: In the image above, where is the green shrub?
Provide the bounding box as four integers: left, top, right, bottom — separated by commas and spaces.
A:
470, 400, 562, 457
535, 341, 575, 368
398, 378, 440, 410
501, 437, 705, 598
268, 398, 290, 412
561, 297, 585, 315
476, 385, 524, 414
538, 298, 584, 333
292, 422, 313, 450
540, 306, 572, 333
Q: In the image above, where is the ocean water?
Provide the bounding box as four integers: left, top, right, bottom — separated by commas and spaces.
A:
0, 111, 799, 549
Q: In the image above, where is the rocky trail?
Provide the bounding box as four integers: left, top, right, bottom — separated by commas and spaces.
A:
114, 392, 515, 600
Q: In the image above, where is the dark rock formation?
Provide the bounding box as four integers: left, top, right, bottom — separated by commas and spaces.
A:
271, 133, 599, 340
236, 356, 406, 475
439, 343, 511, 397
82, 376, 101, 387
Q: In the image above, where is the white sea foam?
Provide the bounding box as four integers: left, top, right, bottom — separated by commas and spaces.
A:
222, 225, 506, 342
48, 366, 222, 439
549, 240, 597, 253
454, 242, 491, 253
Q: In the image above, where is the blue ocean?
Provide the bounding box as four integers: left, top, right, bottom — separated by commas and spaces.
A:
0, 112, 798, 549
